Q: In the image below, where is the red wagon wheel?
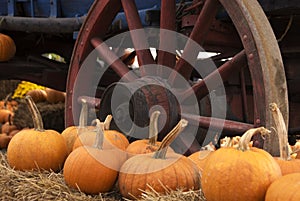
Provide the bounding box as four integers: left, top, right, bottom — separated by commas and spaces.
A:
66, 0, 288, 156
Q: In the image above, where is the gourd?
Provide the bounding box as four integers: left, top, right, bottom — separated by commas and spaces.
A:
45, 88, 65, 103
201, 127, 282, 201
7, 96, 68, 171
26, 89, 47, 103
188, 143, 215, 173
270, 103, 300, 175
126, 111, 174, 158
63, 119, 126, 194
0, 109, 13, 124
265, 173, 300, 201
0, 33, 16, 62
61, 99, 89, 154
72, 115, 129, 151
118, 119, 200, 199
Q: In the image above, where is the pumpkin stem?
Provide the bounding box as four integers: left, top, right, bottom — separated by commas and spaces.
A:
3, 93, 12, 109
270, 103, 290, 160
92, 119, 104, 150
153, 119, 188, 159
78, 98, 88, 128
148, 111, 161, 146
103, 115, 113, 130
25, 95, 44, 131
238, 127, 271, 151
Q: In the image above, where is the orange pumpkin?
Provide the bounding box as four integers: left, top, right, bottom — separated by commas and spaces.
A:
188, 143, 215, 172
26, 89, 47, 103
63, 119, 126, 194
265, 173, 300, 201
61, 99, 89, 154
270, 103, 300, 175
7, 96, 68, 172
119, 119, 200, 199
126, 111, 174, 158
0, 33, 16, 62
73, 115, 129, 151
0, 133, 12, 149
201, 127, 282, 201
0, 109, 13, 124
45, 88, 65, 103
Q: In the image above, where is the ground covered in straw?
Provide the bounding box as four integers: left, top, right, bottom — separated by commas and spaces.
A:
0, 151, 206, 201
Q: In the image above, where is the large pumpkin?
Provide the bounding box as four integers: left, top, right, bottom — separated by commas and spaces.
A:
7, 96, 68, 172
201, 127, 282, 201
188, 143, 215, 173
63, 119, 126, 194
0, 33, 16, 62
265, 173, 300, 201
270, 103, 300, 175
118, 119, 200, 199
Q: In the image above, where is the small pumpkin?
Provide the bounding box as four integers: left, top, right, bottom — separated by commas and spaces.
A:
61, 99, 89, 154
0, 33, 16, 62
0, 133, 12, 149
126, 111, 174, 158
270, 103, 300, 175
72, 115, 129, 151
45, 88, 65, 103
201, 127, 282, 201
118, 119, 200, 199
265, 173, 300, 201
63, 119, 126, 194
7, 96, 68, 172
0, 109, 13, 124
1, 121, 17, 134
26, 89, 47, 103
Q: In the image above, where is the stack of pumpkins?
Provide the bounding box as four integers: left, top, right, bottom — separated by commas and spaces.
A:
188, 103, 300, 201
6, 96, 201, 199
6, 95, 300, 200
0, 98, 18, 148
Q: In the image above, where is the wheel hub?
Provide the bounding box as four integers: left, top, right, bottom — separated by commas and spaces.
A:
99, 76, 180, 141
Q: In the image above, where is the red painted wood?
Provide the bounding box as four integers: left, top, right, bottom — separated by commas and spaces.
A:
169, 0, 220, 84
157, 0, 177, 78
181, 50, 247, 103
90, 37, 138, 82
181, 113, 254, 136
121, 0, 155, 76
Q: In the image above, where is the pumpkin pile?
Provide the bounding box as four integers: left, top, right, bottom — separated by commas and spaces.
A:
4, 97, 300, 200
0, 95, 19, 149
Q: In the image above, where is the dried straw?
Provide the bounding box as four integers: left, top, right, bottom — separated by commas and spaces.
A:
0, 151, 206, 201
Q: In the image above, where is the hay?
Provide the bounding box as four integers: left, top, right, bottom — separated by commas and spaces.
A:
0, 151, 206, 201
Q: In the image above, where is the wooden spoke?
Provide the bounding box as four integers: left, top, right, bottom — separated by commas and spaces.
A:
90, 37, 138, 82
157, 0, 177, 78
181, 113, 254, 136
181, 50, 247, 103
121, 0, 155, 76
169, 0, 220, 84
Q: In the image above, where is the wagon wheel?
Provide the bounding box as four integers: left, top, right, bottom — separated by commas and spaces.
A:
66, 0, 288, 156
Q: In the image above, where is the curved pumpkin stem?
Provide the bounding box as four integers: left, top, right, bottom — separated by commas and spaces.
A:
270, 103, 290, 160
148, 111, 161, 146
78, 98, 88, 128
154, 119, 188, 159
238, 127, 271, 151
103, 115, 113, 130
25, 95, 44, 131
92, 119, 104, 150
